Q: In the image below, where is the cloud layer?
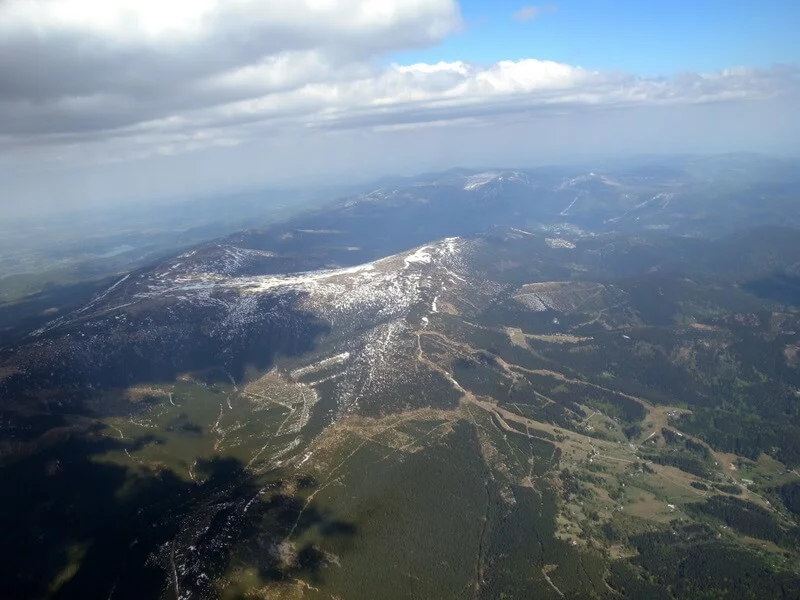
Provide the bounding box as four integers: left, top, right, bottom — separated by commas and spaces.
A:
0, 1, 456, 133
0, 0, 797, 212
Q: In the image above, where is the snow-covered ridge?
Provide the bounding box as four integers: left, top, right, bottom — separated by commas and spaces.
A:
30, 237, 476, 346
464, 171, 529, 191
104, 237, 473, 333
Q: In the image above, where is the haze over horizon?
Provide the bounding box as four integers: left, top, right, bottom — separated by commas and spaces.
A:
1, 0, 798, 216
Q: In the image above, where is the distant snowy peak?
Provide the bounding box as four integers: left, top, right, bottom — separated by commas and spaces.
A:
556, 171, 622, 191
463, 171, 529, 191
346, 188, 393, 206
337, 170, 532, 209
343, 185, 439, 209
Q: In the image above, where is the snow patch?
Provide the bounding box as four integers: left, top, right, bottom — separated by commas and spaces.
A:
545, 238, 576, 249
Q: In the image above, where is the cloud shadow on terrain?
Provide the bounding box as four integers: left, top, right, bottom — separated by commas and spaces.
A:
0, 422, 356, 599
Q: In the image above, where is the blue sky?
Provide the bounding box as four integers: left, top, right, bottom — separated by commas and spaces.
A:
390, 1, 800, 75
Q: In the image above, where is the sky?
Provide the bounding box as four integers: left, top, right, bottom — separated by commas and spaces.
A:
394, 1, 800, 75
0, 0, 798, 216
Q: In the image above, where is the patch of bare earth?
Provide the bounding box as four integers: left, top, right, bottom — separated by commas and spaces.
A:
784, 344, 800, 368
125, 385, 171, 403
505, 327, 591, 347
437, 300, 460, 315
0, 365, 21, 381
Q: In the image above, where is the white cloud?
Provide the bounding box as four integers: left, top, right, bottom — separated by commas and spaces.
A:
0, 0, 460, 43
4, 56, 793, 159
0, 0, 460, 108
